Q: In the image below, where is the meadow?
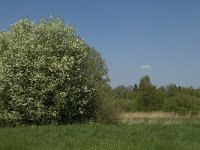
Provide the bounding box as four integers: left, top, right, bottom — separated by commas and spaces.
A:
1, 113, 200, 150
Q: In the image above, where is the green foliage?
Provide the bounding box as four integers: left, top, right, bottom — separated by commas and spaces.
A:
0, 17, 114, 125
136, 76, 162, 111
113, 85, 136, 100
165, 84, 179, 97
113, 75, 200, 113
1, 122, 200, 150
162, 94, 200, 114
115, 99, 137, 112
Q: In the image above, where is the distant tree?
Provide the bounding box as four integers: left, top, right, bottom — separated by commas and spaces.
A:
136, 75, 161, 111
113, 85, 131, 99
157, 86, 167, 99
180, 86, 195, 96
166, 84, 178, 97
113, 85, 127, 99
162, 94, 200, 114
195, 88, 200, 98
134, 84, 138, 91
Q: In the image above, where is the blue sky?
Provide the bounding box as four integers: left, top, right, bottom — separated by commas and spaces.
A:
1, 0, 200, 88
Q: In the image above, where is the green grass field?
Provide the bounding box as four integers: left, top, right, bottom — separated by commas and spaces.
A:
1, 118, 200, 150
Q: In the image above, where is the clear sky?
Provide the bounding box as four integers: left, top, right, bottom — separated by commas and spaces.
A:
1, 0, 200, 88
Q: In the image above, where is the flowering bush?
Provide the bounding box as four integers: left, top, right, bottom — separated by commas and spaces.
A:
0, 17, 112, 125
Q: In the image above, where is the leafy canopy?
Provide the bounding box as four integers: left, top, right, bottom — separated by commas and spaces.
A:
0, 17, 110, 125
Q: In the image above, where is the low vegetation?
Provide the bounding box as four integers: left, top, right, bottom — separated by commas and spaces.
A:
120, 112, 200, 124
114, 76, 200, 114
1, 120, 200, 150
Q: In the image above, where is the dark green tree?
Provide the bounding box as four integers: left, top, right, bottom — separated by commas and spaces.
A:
166, 84, 178, 97
136, 75, 161, 111
113, 85, 135, 100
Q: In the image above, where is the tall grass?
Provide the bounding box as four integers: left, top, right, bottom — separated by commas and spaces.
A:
1, 121, 200, 150
120, 112, 200, 124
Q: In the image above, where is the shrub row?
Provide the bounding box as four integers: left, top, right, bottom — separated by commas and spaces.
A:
114, 76, 200, 114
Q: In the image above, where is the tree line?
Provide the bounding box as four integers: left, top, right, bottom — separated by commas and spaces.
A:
113, 75, 200, 114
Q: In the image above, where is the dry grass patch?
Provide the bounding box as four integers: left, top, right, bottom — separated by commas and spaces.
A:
120, 112, 200, 124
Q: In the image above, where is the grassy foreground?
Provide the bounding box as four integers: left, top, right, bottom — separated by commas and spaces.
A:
1, 119, 200, 150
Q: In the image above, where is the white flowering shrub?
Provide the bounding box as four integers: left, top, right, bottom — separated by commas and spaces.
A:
0, 17, 111, 125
